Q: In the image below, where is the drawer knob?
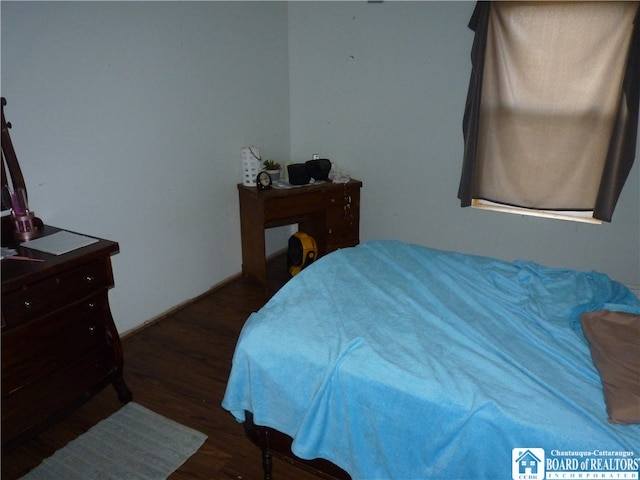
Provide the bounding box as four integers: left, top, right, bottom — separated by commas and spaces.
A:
88, 325, 96, 334
88, 302, 96, 310
23, 300, 33, 309
85, 275, 95, 283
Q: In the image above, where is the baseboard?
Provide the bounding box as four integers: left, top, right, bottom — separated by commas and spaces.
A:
120, 274, 241, 339
121, 248, 288, 339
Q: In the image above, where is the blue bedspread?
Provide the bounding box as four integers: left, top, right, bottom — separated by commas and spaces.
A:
222, 240, 640, 479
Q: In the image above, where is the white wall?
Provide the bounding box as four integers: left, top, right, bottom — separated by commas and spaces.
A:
2, 2, 291, 333
2, 2, 638, 336
288, 1, 640, 291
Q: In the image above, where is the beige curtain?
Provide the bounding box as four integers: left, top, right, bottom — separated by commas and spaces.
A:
459, 2, 640, 220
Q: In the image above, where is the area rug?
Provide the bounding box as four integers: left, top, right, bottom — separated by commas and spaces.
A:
19, 402, 207, 480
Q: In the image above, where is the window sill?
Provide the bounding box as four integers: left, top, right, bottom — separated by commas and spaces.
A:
471, 199, 602, 224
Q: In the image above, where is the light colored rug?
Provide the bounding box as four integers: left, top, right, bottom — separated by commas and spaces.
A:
19, 402, 207, 480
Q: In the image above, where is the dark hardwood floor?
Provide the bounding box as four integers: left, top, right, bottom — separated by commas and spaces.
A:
2, 253, 323, 480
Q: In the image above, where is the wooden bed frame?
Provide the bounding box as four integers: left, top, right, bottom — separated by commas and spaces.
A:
243, 412, 351, 480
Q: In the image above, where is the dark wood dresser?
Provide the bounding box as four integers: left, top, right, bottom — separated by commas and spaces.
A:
1, 225, 132, 452
238, 179, 362, 287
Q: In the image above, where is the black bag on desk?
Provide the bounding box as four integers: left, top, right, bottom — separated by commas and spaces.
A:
287, 232, 317, 277
287, 164, 310, 185
305, 159, 331, 181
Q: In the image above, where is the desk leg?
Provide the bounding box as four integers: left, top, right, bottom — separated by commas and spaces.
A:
239, 190, 267, 287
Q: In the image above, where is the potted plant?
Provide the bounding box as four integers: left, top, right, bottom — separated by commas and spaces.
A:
263, 159, 281, 181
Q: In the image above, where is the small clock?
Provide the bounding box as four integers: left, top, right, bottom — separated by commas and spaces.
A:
256, 171, 272, 190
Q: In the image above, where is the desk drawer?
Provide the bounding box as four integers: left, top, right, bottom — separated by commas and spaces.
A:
2, 259, 109, 328
326, 184, 360, 207
326, 204, 359, 227
2, 291, 111, 396
326, 221, 359, 246
264, 191, 325, 221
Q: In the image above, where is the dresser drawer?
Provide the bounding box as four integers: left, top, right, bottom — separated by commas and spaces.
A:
2, 291, 111, 396
2, 347, 114, 442
2, 259, 109, 328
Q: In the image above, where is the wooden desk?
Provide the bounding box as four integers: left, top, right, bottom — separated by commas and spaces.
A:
238, 180, 362, 286
1, 225, 132, 452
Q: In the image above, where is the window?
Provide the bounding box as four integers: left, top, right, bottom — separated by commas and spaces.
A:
458, 2, 640, 223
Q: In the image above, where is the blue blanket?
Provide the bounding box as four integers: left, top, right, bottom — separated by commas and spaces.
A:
222, 240, 640, 479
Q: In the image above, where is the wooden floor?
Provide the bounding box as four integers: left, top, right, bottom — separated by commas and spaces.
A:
2, 254, 323, 480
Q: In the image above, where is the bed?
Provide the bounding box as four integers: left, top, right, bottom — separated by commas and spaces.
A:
222, 240, 640, 479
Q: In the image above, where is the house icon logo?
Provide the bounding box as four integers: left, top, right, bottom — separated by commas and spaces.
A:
512, 448, 545, 480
